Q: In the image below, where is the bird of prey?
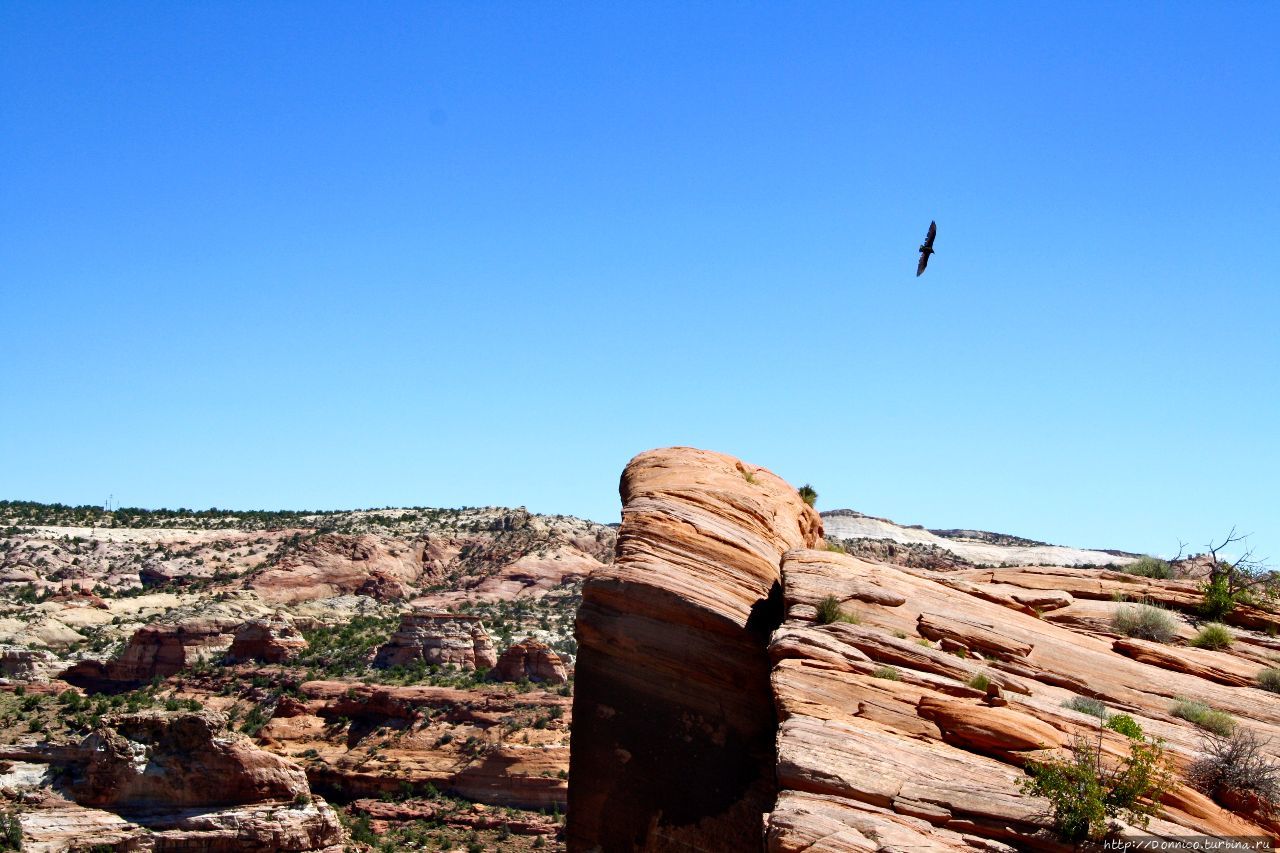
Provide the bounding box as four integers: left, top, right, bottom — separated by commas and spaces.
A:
916, 220, 937, 276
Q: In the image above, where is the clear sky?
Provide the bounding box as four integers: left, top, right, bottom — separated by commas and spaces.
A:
2, 3, 1277, 560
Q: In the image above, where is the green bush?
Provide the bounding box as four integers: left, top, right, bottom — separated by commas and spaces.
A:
1112, 603, 1178, 643
1063, 695, 1109, 720
1189, 623, 1233, 650
798, 484, 818, 507
1257, 668, 1280, 693
1198, 575, 1238, 621
814, 595, 858, 625
0, 808, 19, 851
968, 672, 991, 691
1171, 699, 1236, 736
1105, 714, 1145, 740
871, 666, 900, 680
1021, 733, 1173, 841
1124, 557, 1172, 579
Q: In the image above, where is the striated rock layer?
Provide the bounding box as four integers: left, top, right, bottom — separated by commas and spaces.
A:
6, 709, 345, 851
227, 615, 308, 664
493, 638, 568, 684
569, 447, 821, 851
570, 447, 1280, 852
372, 611, 498, 671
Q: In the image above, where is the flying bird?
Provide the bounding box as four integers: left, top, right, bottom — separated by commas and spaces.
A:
916, 220, 937, 276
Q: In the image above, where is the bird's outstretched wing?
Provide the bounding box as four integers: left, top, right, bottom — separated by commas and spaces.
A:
916, 220, 936, 276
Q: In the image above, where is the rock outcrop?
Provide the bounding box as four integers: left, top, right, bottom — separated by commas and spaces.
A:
764, 547, 1276, 850
372, 611, 498, 671
569, 447, 821, 851
227, 615, 308, 663
61, 617, 237, 689
71, 710, 309, 808
0, 646, 56, 681
492, 639, 568, 684
569, 447, 1280, 852
259, 680, 571, 809
8, 709, 345, 851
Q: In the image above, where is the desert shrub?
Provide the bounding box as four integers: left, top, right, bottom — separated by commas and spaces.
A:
1199, 574, 1239, 621
822, 539, 846, 554
871, 666, 900, 680
1171, 699, 1236, 736
1112, 603, 1178, 643
1063, 695, 1109, 720
1188, 729, 1280, 806
1105, 714, 1145, 740
798, 484, 817, 507
0, 809, 19, 851
1021, 733, 1173, 841
968, 672, 991, 691
1257, 668, 1280, 693
1189, 623, 1233, 650
815, 595, 858, 625
1124, 557, 1173, 579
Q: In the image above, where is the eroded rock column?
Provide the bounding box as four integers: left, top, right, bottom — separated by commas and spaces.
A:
569, 447, 821, 851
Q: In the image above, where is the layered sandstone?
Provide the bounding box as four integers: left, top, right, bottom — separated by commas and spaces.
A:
8, 709, 345, 851
372, 611, 498, 671
258, 680, 571, 809
765, 548, 1278, 849
493, 639, 568, 684
227, 615, 308, 663
569, 448, 1280, 852
61, 616, 238, 689
569, 447, 821, 851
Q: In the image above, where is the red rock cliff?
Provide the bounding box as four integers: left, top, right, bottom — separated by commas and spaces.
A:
568, 447, 821, 851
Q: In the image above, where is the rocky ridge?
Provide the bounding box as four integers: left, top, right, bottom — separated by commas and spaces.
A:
571, 447, 1280, 851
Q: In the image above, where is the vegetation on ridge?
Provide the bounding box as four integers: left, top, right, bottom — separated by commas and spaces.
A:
1021, 732, 1174, 841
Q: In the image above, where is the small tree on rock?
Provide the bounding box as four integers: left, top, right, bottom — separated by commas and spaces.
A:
1021, 730, 1174, 841
1196, 529, 1277, 619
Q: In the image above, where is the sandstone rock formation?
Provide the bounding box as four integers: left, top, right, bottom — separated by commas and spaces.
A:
259, 680, 571, 809
60, 616, 238, 689
493, 638, 568, 684
6, 709, 345, 851
373, 611, 498, 671
764, 547, 1275, 850
0, 646, 56, 681
569, 447, 822, 851
227, 615, 308, 663
570, 447, 1280, 852
71, 710, 309, 808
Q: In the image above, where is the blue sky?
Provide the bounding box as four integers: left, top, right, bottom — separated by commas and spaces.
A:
2, 3, 1277, 560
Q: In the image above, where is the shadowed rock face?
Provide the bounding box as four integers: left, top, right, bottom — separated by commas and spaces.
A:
568, 447, 821, 852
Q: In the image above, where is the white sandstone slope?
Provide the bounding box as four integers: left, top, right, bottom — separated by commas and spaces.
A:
822, 509, 1138, 568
